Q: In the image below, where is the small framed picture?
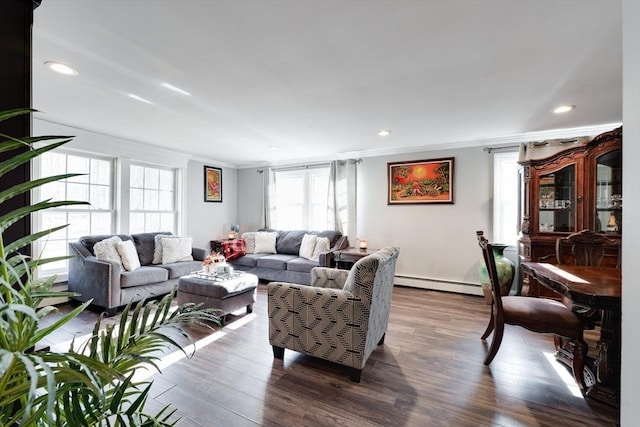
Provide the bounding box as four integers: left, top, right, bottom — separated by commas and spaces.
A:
204, 166, 222, 202
388, 157, 454, 205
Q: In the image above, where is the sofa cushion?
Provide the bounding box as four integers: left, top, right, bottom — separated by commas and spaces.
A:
157, 260, 203, 279
222, 239, 246, 261
153, 234, 187, 264
116, 240, 141, 271
311, 230, 342, 248
299, 234, 317, 260
120, 266, 169, 288
256, 254, 298, 270
311, 237, 330, 262
287, 257, 318, 273
231, 253, 268, 268
79, 234, 133, 256
161, 236, 194, 264
134, 231, 171, 265
94, 236, 123, 267
276, 230, 307, 255
254, 232, 277, 254
242, 232, 256, 254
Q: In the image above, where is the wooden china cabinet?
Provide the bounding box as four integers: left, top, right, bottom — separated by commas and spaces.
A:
518, 127, 622, 297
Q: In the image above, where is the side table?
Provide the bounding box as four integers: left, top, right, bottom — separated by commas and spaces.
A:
334, 247, 377, 270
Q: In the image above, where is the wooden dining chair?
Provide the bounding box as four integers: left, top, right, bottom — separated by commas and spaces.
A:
555, 229, 620, 328
556, 229, 621, 269
476, 231, 587, 391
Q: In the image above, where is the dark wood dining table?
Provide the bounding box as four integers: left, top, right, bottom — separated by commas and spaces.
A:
521, 262, 621, 406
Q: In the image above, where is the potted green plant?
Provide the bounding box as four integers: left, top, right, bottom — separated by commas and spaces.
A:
0, 109, 219, 426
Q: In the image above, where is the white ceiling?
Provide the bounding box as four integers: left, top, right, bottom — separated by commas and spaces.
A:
32, 0, 622, 168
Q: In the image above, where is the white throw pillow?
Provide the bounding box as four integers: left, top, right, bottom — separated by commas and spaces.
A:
116, 239, 141, 271
242, 232, 256, 254
161, 236, 194, 264
299, 234, 317, 260
152, 233, 176, 264
253, 232, 277, 254
311, 237, 330, 262
94, 236, 123, 266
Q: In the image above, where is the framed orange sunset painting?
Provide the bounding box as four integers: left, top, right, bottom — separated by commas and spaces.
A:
387, 157, 454, 204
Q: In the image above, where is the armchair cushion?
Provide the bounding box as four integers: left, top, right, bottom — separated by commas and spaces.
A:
310, 267, 349, 289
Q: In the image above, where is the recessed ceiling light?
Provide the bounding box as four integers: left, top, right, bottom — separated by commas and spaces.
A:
378, 129, 391, 136
127, 94, 153, 104
269, 146, 280, 150
553, 105, 576, 114
161, 82, 191, 96
44, 61, 78, 76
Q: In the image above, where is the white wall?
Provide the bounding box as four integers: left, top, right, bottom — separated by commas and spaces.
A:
185, 160, 237, 250
357, 146, 491, 295
235, 146, 493, 295
621, 0, 639, 423
237, 167, 265, 233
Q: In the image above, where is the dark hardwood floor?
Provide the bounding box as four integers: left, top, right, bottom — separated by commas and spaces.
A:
42, 285, 618, 426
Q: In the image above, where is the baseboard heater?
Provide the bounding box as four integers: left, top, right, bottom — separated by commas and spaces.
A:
394, 274, 483, 296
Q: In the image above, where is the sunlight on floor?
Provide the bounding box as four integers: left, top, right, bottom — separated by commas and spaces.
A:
133, 312, 256, 381
47, 305, 257, 383
543, 351, 584, 398
133, 329, 227, 381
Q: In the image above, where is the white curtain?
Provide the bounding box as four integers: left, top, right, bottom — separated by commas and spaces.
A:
328, 159, 358, 239
262, 168, 276, 229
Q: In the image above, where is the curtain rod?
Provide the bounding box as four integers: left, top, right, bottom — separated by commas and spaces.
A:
483, 144, 520, 153
257, 158, 362, 173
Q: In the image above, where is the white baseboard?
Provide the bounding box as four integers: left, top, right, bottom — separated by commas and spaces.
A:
394, 275, 483, 296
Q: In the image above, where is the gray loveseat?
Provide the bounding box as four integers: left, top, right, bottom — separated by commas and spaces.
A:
229, 230, 348, 285
68, 232, 205, 316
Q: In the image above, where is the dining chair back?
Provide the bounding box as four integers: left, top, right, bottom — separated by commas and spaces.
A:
556, 229, 620, 268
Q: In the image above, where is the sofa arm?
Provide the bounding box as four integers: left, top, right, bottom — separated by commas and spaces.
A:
192, 247, 207, 261
68, 244, 123, 313
310, 267, 349, 289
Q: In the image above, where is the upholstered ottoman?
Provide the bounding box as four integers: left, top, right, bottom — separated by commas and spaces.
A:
177, 273, 258, 325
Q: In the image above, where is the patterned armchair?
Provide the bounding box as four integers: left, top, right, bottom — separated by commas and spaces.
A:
268, 247, 400, 382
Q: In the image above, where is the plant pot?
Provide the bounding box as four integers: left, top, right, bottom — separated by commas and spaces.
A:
478, 244, 515, 299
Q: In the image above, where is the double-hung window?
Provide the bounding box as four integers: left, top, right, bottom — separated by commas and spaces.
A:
493, 151, 520, 246
36, 151, 114, 276
129, 164, 176, 234
273, 166, 330, 230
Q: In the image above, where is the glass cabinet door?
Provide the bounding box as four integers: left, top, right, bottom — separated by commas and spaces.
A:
538, 165, 575, 233
595, 150, 622, 234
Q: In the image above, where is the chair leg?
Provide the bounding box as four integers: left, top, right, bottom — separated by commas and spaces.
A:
272, 345, 285, 359
481, 305, 495, 340
570, 338, 588, 391
350, 368, 362, 383
483, 322, 504, 365
377, 333, 385, 345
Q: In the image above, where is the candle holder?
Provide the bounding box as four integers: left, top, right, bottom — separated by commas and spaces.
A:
359, 239, 368, 252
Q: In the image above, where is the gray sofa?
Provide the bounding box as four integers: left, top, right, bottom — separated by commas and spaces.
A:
68, 232, 205, 316
229, 230, 348, 285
